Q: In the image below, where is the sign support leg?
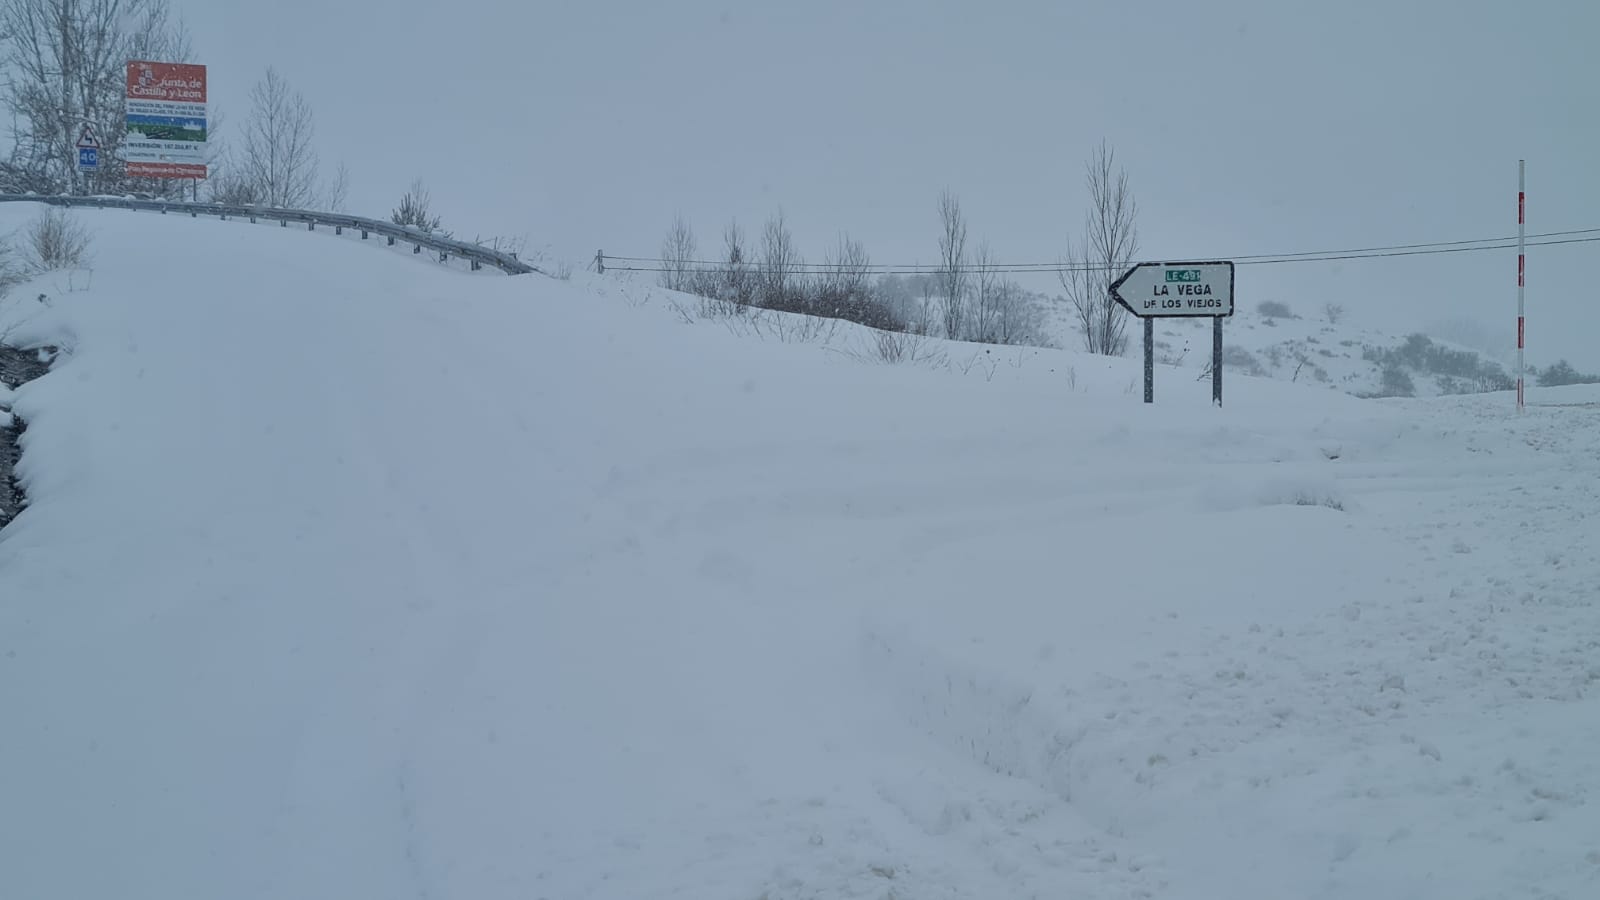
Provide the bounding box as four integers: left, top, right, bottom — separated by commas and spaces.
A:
1517, 159, 1526, 413
1212, 315, 1223, 407
1143, 317, 1154, 404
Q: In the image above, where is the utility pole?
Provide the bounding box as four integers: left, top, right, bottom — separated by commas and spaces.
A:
60, 0, 76, 195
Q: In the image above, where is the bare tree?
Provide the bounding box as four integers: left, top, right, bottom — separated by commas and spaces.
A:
971, 240, 1001, 342
0, 0, 192, 195
658, 213, 697, 293
817, 233, 878, 323
1324, 302, 1346, 325
391, 178, 444, 233
1060, 140, 1139, 356
989, 278, 1043, 347
1058, 243, 1098, 350
239, 67, 318, 208
991, 279, 1023, 345
759, 209, 800, 311
326, 161, 350, 212
937, 189, 968, 341
720, 219, 754, 309
205, 146, 259, 205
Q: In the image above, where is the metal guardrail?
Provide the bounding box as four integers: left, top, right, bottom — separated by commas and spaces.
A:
0, 193, 541, 276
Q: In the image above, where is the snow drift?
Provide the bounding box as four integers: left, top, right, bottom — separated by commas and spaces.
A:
2, 203, 1598, 900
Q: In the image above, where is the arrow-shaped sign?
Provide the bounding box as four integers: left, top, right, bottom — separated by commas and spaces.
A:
1110, 260, 1235, 318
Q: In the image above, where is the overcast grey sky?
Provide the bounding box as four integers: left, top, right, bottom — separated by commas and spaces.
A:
189, 0, 1599, 367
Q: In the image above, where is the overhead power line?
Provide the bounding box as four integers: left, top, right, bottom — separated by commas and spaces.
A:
603, 228, 1600, 275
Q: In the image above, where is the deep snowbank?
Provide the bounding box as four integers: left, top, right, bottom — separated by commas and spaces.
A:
2, 203, 1597, 900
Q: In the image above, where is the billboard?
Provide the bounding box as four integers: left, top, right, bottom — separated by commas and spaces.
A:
124, 60, 207, 179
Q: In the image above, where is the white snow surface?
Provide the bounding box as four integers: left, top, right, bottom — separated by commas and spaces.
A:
3, 204, 1600, 900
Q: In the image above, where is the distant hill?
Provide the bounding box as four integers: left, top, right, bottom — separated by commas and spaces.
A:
1035, 296, 1551, 399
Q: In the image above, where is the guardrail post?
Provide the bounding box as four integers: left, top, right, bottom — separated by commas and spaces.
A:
387, 235, 395, 246
280, 219, 286, 227
595, 249, 605, 274
471, 259, 481, 271
307, 221, 315, 231
361, 229, 368, 240
413, 244, 421, 255
335, 225, 342, 235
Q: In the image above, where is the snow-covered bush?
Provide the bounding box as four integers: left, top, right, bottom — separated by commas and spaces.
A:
25, 208, 91, 273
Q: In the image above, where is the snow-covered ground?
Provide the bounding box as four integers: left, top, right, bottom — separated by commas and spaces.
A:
1031, 288, 1527, 400
2, 203, 1598, 900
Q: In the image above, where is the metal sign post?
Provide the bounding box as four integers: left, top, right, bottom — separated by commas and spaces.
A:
1517, 160, 1526, 413
1110, 260, 1236, 405
1213, 315, 1224, 406
74, 124, 100, 176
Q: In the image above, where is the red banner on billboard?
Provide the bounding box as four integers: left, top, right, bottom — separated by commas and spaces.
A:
126, 61, 207, 103
125, 162, 208, 179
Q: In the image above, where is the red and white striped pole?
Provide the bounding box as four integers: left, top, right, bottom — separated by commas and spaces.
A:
1517, 160, 1526, 412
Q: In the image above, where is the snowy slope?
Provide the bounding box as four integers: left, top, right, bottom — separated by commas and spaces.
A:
3, 203, 1600, 900
1033, 291, 1523, 400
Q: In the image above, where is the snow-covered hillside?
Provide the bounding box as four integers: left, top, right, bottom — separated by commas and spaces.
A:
1031, 290, 1529, 400
3, 203, 1599, 900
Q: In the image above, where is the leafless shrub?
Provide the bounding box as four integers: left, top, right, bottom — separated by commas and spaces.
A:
1258, 300, 1295, 320
817, 233, 894, 328
861, 329, 944, 366
767, 310, 838, 344
476, 233, 528, 259
665, 296, 696, 324
697, 293, 743, 319
956, 349, 999, 381
719, 220, 756, 310
0, 237, 30, 299
659, 213, 697, 293
325, 162, 351, 212
26, 208, 92, 272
